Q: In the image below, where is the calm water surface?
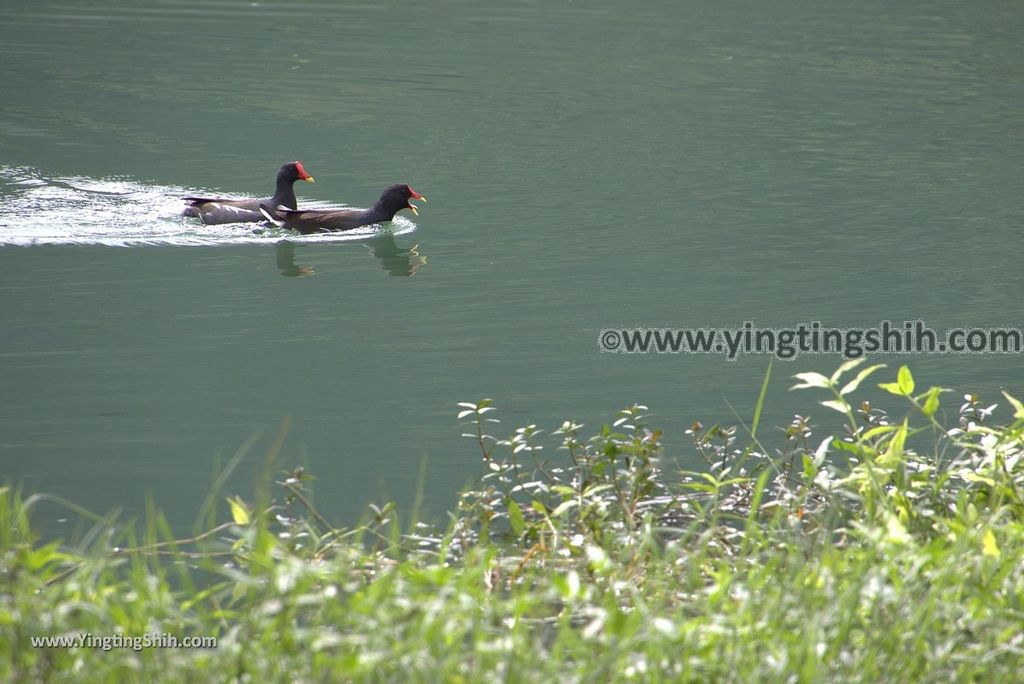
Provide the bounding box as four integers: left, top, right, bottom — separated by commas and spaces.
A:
1, 0, 1021, 528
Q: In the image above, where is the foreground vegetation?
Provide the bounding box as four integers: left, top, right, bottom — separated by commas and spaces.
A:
3, 361, 1024, 682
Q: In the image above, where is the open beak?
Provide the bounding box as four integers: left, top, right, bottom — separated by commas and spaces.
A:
408, 187, 426, 215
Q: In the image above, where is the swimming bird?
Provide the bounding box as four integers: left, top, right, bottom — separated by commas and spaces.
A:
182, 161, 315, 224
260, 184, 425, 234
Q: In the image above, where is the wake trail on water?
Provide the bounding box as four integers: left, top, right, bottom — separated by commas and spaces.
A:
0, 166, 416, 247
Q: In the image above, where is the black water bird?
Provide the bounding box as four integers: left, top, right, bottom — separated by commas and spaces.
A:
260, 184, 424, 234
182, 161, 315, 224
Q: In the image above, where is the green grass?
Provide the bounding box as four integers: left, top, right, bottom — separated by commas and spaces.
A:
3, 361, 1024, 682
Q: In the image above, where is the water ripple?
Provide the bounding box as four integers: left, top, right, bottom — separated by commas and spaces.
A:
0, 166, 416, 247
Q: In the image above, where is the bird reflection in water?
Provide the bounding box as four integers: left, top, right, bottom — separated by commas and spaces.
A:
274, 235, 427, 278
367, 234, 427, 277
275, 241, 315, 277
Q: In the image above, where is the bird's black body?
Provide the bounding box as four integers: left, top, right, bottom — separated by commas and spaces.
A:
261, 184, 425, 234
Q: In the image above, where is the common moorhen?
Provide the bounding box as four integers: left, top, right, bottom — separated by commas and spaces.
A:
260, 184, 425, 234
182, 161, 315, 225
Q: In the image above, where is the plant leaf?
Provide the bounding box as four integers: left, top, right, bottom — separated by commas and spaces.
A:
922, 387, 941, 417
821, 399, 849, 414
862, 425, 898, 441
982, 528, 1000, 558
227, 496, 250, 525
878, 382, 903, 396
791, 372, 831, 390
751, 359, 773, 439
1001, 391, 1024, 420
507, 498, 525, 536
840, 364, 886, 396
813, 436, 831, 467
830, 358, 867, 383
880, 420, 908, 465
897, 365, 915, 395
551, 499, 579, 517
884, 514, 911, 545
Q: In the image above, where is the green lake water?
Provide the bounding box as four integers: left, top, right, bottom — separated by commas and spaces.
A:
1, 0, 1021, 528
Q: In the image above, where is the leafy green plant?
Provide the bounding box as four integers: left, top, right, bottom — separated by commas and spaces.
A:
2, 363, 1023, 681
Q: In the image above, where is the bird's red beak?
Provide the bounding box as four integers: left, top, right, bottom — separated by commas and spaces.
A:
295, 161, 315, 183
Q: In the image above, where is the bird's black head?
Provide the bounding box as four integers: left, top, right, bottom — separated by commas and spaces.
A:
376, 183, 426, 217
279, 161, 315, 185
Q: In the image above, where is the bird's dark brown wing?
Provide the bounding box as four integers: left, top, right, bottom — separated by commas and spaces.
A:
183, 197, 258, 208
278, 208, 369, 234
183, 198, 266, 224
